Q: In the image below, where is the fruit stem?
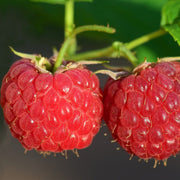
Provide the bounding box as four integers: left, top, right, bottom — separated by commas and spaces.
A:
65, 0, 74, 38
121, 44, 138, 67
67, 46, 114, 61
125, 29, 166, 49
158, 56, 180, 62
112, 42, 138, 67
65, 0, 76, 55
68, 29, 167, 65
70, 25, 115, 35
53, 25, 115, 72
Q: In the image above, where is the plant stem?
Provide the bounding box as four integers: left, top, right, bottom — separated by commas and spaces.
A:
158, 56, 180, 62
67, 46, 114, 61
65, 0, 74, 38
53, 25, 115, 72
125, 29, 166, 50
70, 25, 116, 35
120, 44, 138, 67
68, 28, 167, 63
65, 0, 76, 55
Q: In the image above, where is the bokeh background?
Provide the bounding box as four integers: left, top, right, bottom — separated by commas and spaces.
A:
1, 0, 180, 179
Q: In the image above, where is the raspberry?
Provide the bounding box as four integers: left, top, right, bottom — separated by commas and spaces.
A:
103, 61, 180, 161
0, 59, 103, 153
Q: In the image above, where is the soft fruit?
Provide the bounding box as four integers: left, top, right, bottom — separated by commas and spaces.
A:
0, 58, 103, 153
103, 61, 180, 161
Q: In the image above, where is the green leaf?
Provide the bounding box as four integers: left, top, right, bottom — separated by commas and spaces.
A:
30, 0, 92, 5
163, 23, 180, 45
161, 0, 180, 26
161, 0, 180, 45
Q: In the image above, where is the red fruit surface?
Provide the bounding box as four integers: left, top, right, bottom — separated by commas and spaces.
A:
103, 61, 180, 160
0, 59, 103, 153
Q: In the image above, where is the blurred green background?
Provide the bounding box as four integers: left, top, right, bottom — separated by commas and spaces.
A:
1, 0, 180, 64
1, 0, 180, 180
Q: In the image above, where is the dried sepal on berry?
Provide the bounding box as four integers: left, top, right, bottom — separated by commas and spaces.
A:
1, 49, 104, 156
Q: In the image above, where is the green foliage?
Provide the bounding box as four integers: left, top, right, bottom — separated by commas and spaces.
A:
1, 0, 180, 64
161, 0, 180, 45
161, 0, 180, 25
31, 0, 92, 5
163, 23, 180, 45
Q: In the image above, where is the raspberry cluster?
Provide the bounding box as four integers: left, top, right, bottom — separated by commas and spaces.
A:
2, 57, 180, 162
0, 59, 103, 153
103, 62, 180, 160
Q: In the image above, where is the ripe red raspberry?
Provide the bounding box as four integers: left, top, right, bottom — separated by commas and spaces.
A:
0, 59, 103, 153
103, 61, 180, 161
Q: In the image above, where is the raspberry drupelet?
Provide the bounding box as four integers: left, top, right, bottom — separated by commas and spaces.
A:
1, 58, 103, 153
103, 61, 180, 161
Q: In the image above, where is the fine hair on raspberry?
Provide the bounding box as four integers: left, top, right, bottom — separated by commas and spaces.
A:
0, 59, 103, 153
103, 61, 180, 161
